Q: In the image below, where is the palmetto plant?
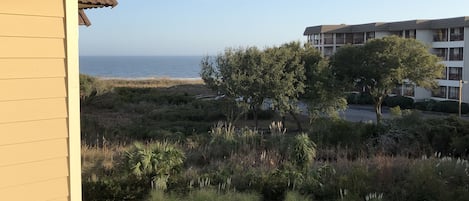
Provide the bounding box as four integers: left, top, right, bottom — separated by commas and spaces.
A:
125, 141, 185, 189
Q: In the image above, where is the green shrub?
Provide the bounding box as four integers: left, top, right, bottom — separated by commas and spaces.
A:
310, 119, 378, 151
346, 92, 373, 105
284, 191, 311, 201
434, 100, 469, 114
247, 109, 276, 120
80, 74, 109, 102
389, 106, 402, 117
415, 100, 469, 114
83, 177, 150, 201
290, 133, 317, 169
384, 96, 414, 109
147, 189, 261, 201
125, 142, 185, 190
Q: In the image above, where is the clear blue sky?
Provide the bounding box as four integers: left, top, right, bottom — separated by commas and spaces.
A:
79, 0, 469, 56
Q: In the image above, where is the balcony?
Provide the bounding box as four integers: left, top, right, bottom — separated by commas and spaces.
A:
324, 38, 334, 45
432, 86, 447, 98
345, 33, 353, 44
450, 27, 464, 41
336, 34, 345, 44
448, 67, 462, 80
434, 48, 448, 61
450, 34, 464, 41
352, 33, 364, 44
449, 48, 463, 61
433, 29, 448, 42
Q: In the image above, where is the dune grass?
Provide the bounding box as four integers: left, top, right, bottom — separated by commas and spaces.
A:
147, 189, 261, 201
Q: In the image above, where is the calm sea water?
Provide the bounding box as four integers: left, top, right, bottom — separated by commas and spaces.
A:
79, 56, 203, 79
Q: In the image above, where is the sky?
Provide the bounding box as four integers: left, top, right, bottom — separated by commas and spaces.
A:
79, 0, 469, 56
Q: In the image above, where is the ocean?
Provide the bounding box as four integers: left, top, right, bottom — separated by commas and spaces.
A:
79, 56, 204, 79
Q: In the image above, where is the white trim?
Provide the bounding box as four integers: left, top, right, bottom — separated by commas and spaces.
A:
64, 0, 81, 201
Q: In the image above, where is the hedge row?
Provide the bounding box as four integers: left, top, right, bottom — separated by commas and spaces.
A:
346, 92, 469, 114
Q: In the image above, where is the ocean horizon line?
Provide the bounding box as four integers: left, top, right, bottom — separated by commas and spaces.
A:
79, 55, 211, 57
92, 75, 202, 81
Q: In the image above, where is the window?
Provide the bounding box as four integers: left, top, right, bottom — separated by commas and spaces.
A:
366, 32, 375, 41
450, 27, 464, 41
434, 48, 448, 60
433, 28, 448, 41
450, 48, 463, 61
403, 84, 415, 96
405, 30, 416, 39
448, 87, 460, 100
448, 67, 463, 80
336, 33, 345, 44
432, 86, 447, 98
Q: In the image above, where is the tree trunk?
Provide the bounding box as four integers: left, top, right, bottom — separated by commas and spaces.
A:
281, 115, 286, 128
253, 107, 259, 129
374, 96, 384, 123
289, 110, 303, 132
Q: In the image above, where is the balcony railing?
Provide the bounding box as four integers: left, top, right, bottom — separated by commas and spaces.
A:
449, 54, 463, 61
433, 35, 448, 42
324, 38, 334, 45
450, 34, 464, 41
336, 37, 345, 44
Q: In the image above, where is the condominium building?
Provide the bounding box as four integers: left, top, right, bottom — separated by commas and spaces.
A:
304, 16, 469, 103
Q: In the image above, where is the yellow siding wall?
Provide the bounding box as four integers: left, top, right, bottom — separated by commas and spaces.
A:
0, 1, 71, 201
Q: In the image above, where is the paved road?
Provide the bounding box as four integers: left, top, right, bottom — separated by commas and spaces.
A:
339, 105, 390, 122
298, 103, 466, 122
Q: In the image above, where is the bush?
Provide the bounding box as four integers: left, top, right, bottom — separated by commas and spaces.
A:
415, 100, 469, 114
147, 189, 261, 201
83, 177, 150, 201
284, 191, 311, 201
383, 96, 414, 109
346, 92, 373, 105
80, 74, 109, 102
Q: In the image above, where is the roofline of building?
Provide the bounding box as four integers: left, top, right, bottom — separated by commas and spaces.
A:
304, 16, 469, 35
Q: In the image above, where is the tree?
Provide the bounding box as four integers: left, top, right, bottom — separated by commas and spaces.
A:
331, 36, 445, 122
263, 42, 305, 130
300, 43, 347, 120
200, 47, 266, 127
201, 44, 307, 129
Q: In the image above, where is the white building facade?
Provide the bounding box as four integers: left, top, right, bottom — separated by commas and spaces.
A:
304, 17, 469, 103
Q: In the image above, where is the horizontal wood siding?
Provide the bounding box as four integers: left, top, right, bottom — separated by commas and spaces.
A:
0, 157, 69, 189
0, 0, 70, 200
0, 78, 66, 101
0, 14, 64, 38
0, 59, 66, 79
0, 37, 65, 58
0, 177, 69, 201
0, 139, 68, 167
0, 119, 68, 146
0, 98, 67, 123
0, 0, 64, 17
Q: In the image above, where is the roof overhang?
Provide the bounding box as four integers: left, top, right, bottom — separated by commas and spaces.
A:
78, 0, 118, 26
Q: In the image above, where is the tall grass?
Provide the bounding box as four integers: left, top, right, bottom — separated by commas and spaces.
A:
147, 189, 261, 201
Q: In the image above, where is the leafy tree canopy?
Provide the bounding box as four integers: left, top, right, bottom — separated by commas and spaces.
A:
331, 36, 445, 122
